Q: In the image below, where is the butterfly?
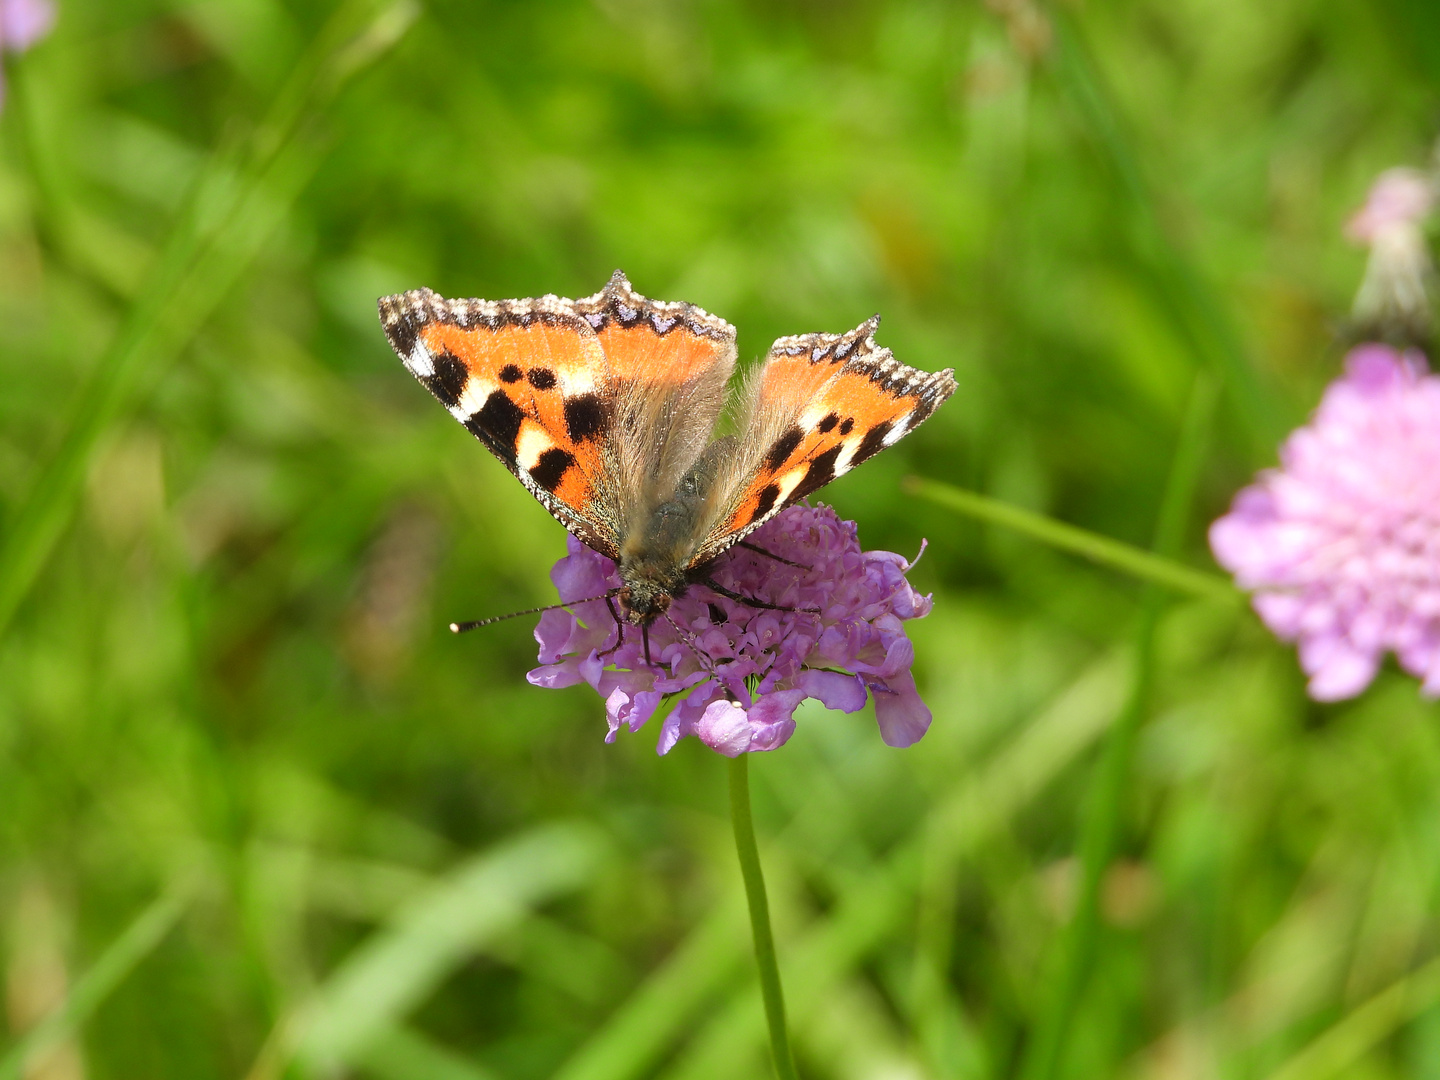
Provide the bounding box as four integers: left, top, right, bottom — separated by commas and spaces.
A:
378, 270, 956, 630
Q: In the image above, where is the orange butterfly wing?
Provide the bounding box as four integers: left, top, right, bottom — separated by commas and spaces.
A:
378, 287, 622, 557
569, 272, 737, 516
379, 273, 738, 561
694, 316, 956, 564
574, 271, 736, 386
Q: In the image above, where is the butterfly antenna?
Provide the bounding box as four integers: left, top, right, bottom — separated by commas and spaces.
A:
450, 589, 621, 633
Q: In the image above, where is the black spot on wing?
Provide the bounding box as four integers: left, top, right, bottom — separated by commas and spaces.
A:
426, 349, 468, 408
751, 482, 781, 523
529, 447, 575, 492
818, 412, 839, 433
466, 390, 526, 462
527, 367, 557, 390
564, 394, 607, 442
499, 364, 524, 384
794, 444, 843, 500
839, 417, 854, 435
764, 426, 805, 471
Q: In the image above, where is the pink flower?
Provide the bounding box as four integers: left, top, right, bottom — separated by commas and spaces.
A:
527, 503, 935, 756
1346, 166, 1435, 343
0, 0, 55, 109
1345, 168, 1435, 245
1210, 346, 1440, 700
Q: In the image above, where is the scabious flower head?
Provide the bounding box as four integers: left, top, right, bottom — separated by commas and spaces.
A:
528, 503, 934, 756
1346, 166, 1435, 343
0, 0, 55, 109
1210, 345, 1440, 700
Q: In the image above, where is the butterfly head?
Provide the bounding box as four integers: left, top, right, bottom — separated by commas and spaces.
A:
618, 540, 690, 625
616, 580, 674, 626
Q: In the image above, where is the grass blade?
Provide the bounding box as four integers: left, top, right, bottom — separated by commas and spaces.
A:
550, 899, 750, 1080
0, 0, 418, 637
1264, 954, 1440, 1080
1046, 8, 1292, 448
288, 822, 604, 1073
1023, 372, 1220, 1080
903, 475, 1237, 602
357, 1023, 505, 1080
0, 883, 192, 1080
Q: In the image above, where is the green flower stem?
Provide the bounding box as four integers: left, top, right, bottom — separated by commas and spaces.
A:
728, 753, 800, 1080
903, 476, 1237, 602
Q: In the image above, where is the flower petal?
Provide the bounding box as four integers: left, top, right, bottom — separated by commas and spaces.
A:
871, 670, 932, 747
796, 668, 867, 713
1, 0, 55, 52
694, 699, 753, 757
745, 689, 805, 753
527, 660, 582, 689
1299, 634, 1380, 702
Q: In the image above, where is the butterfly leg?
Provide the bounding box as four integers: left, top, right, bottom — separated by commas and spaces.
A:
699, 577, 821, 615
597, 596, 627, 660
737, 540, 808, 569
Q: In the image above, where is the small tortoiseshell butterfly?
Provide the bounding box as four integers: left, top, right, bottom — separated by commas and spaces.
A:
378, 270, 956, 628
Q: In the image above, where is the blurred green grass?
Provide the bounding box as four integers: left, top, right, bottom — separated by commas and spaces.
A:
2, 1, 1439, 1078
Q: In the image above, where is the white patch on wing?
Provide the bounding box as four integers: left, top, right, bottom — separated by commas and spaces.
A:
405, 342, 435, 377
881, 414, 911, 446
834, 437, 862, 474
798, 402, 836, 429
772, 466, 807, 506
455, 377, 498, 416
558, 368, 597, 395
515, 422, 555, 471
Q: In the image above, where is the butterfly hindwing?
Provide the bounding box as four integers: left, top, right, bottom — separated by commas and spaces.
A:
378, 287, 623, 558
693, 316, 956, 565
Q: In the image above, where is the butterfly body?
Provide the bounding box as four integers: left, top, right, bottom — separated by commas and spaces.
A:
379, 271, 956, 625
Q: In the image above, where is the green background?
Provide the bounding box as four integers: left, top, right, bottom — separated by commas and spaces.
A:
2, 1, 1439, 1077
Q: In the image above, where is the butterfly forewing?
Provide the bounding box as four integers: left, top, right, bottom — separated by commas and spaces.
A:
378, 288, 624, 558
691, 316, 957, 566
379, 273, 742, 565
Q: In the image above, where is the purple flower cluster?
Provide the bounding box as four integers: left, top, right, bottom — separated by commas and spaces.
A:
0, 0, 54, 109
1211, 345, 1440, 700
528, 503, 934, 756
